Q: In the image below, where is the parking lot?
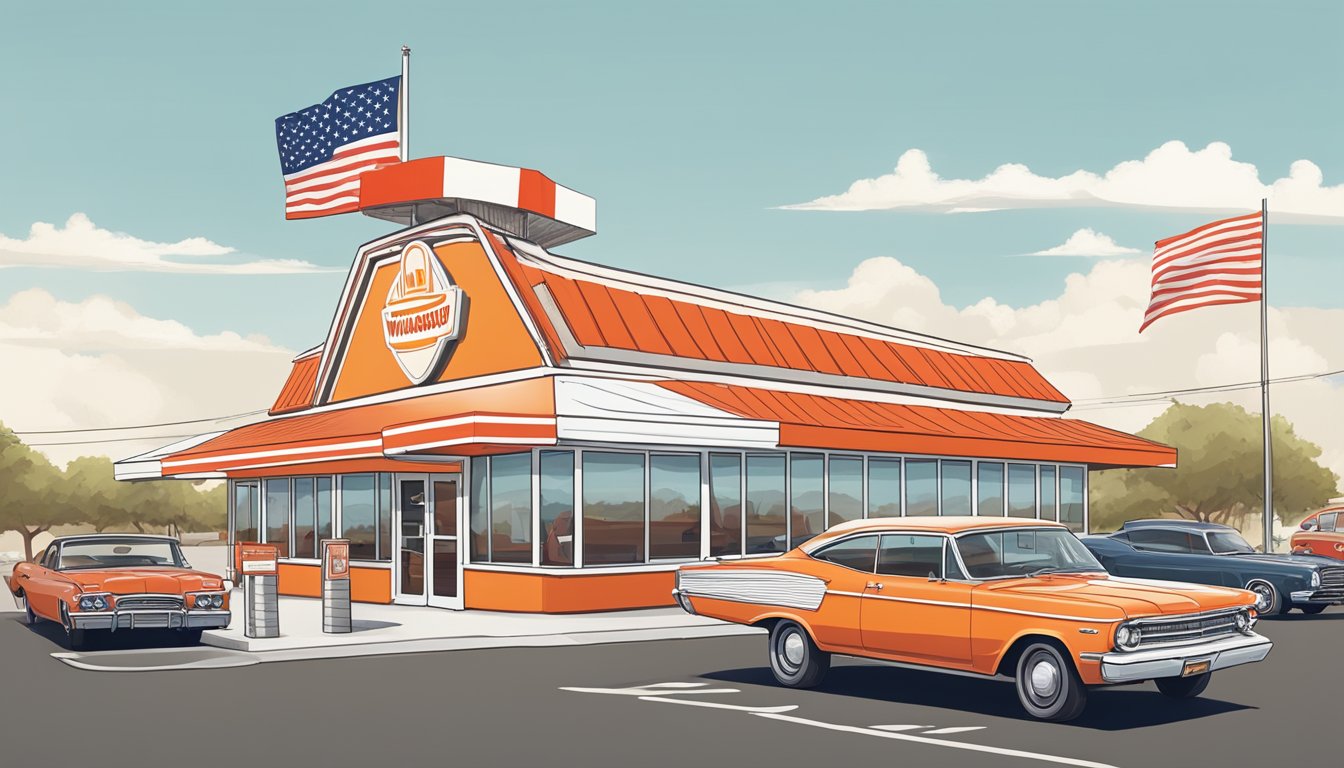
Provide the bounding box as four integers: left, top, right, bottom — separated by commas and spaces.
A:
1, 605, 1341, 768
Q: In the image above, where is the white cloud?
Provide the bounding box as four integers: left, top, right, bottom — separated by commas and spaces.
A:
0, 213, 337, 274
0, 290, 295, 468
794, 257, 1344, 486
1029, 228, 1140, 257
782, 141, 1344, 222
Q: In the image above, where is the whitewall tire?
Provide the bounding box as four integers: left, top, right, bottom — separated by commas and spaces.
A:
767, 620, 829, 688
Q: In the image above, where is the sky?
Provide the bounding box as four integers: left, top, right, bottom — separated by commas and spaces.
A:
0, 1, 1341, 484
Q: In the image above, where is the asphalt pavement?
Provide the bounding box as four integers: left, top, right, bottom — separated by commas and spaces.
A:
0, 609, 1340, 768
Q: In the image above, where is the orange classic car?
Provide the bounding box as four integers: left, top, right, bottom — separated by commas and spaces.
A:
7, 534, 231, 650
1292, 506, 1344, 561
673, 517, 1270, 722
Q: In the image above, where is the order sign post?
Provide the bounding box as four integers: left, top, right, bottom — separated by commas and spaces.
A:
235, 542, 280, 639
321, 539, 352, 634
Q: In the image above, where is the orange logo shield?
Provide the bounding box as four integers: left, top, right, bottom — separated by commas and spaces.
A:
381, 240, 465, 384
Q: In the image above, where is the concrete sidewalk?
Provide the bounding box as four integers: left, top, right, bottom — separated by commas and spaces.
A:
202, 592, 760, 662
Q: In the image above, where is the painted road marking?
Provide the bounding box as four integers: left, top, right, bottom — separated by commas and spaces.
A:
755, 713, 1117, 768
638, 696, 798, 714
870, 724, 934, 732
559, 683, 742, 697
924, 726, 987, 735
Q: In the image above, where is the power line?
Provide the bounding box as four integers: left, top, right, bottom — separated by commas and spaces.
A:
23, 433, 200, 448
1070, 367, 1344, 408
9, 409, 268, 436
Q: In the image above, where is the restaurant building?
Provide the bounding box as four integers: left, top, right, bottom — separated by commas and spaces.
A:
115, 155, 1176, 612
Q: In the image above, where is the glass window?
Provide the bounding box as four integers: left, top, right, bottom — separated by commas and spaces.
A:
876, 533, 943, 578
905, 459, 938, 516
1039, 466, 1057, 522
264, 478, 291, 558
316, 477, 333, 546
1060, 466, 1085, 532
1128, 528, 1197, 553
232, 481, 259, 544
539, 451, 575, 566
341, 475, 377, 560
812, 534, 877, 572
944, 543, 967, 580
1319, 512, 1337, 532
650, 454, 700, 560
293, 478, 316, 559
470, 459, 489, 561
378, 473, 394, 561
746, 454, 787, 554
1008, 464, 1036, 518
583, 452, 646, 565
1208, 530, 1257, 554
977, 462, 1005, 516
956, 529, 1102, 579
940, 460, 972, 516
490, 454, 533, 564
828, 456, 863, 528
867, 458, 901, 517
790, 453, 824, 547
709, 454, 742, 557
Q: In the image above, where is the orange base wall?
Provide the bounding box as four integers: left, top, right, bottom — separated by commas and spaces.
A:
463, 569, 676, 613
277, 563, 392, 604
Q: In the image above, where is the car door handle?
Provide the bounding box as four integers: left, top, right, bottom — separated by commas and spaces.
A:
18, 574, 29, 579
866, 582, 884, 590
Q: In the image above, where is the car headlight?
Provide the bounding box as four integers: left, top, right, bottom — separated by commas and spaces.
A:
77, 594, 111, 611
1235, 610, 1254, 634
196, 594, 222, 609
1114, 623, 1142, 651
1312, 571, 1321, 588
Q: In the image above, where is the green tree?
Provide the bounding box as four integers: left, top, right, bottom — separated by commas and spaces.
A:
1090, 403, 1339, 532
0, 422, 84, 561
65, 456, 131, 533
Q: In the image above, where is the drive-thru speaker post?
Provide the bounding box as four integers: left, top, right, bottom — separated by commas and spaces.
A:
235, 542, 280, 639
322, 539, 352, 633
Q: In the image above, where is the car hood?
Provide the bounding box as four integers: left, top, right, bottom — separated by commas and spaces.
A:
63, 568, 225, 594
1226, 552, 1336, 569
983, 574, 1252, 618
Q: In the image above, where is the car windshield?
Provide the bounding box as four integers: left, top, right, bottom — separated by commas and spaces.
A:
56, 539, 184, 570
955, 529, 1104, 579
1207, 531, 1257, 554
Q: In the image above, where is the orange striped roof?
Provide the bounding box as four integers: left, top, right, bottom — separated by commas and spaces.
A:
498, 248, 1068, 406
659, 381, 1174, 469
269, 354, 321, 415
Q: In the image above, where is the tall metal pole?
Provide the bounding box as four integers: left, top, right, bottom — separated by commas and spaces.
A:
1260, 198, 1274, 552
399, 45, 410, 162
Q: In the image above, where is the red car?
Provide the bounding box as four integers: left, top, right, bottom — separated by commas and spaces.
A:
7, 534, 231, 650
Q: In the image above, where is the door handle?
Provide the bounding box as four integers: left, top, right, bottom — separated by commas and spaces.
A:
866, 582, 884, 590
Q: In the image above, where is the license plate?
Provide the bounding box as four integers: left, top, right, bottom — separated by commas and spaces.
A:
1182, 660, 1211, 677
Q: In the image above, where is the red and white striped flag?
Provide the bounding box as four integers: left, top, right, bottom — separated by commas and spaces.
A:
1139, 210, 1263, 332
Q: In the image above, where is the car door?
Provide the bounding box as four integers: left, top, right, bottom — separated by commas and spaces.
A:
805, 533, 878, 651
1122, 528, 1219, 584
861, 533, 972, 665
21, 545, 63, 619
1298, 512, 1343, 558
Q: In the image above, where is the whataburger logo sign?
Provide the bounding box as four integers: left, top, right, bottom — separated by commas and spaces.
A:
381, 240, 466, 384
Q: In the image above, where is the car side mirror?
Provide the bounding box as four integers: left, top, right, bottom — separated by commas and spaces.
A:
1301, 522, 1319, 532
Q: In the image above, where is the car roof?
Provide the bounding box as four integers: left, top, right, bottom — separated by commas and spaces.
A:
804, 516, 1068, 549
52, 533, 181, 544
1121, 519, 1232, 532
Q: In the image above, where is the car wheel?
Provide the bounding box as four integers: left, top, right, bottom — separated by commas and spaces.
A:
767, 620, 829, 688
1245, 580, 1285, 615
1015, 643, 1087, 722
18, 594, 37, 625
1298, 604, 1328, 615
1156, 672, 1211, 698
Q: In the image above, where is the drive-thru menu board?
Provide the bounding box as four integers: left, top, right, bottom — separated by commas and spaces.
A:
235, 542, 279, 576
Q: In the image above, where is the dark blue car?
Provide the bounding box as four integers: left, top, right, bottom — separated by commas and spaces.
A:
1083, 519, 1344, 615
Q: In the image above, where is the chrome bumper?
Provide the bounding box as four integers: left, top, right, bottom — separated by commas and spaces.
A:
70, 610, 231, 631
1087, 632, 1272, 683
1290, 590, 1344, 605
671, 589, 697, 615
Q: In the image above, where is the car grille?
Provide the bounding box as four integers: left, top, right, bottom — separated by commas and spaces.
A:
115, 595, 184, 610
1320, 568, 1344, 590
1134, 611, 1240, 648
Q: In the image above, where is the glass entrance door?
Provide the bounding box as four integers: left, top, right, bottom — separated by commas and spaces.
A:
393, 473, 463, 609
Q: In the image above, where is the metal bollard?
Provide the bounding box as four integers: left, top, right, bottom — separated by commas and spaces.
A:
322, 539, 352, 633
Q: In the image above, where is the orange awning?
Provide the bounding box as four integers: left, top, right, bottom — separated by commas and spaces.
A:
658, 381, 1175, 469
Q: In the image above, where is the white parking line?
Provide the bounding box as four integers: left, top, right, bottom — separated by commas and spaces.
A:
638, 696, 798, 714
755, 713, 1117, 768
923, 726, 987, 735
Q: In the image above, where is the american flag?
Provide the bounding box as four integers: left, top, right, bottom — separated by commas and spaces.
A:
1139, 210, 1264, 332
275, 76, 401, 219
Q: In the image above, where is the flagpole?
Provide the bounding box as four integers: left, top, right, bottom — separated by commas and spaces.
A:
1260, 198, 1274, 552
399, 45, 410, 163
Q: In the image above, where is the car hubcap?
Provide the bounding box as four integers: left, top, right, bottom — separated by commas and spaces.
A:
1252, 584, 1272, 610
1030, 659, 1059, 699
782, 632, 805, 666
